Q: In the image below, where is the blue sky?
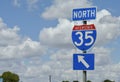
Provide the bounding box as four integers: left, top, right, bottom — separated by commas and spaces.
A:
92, 0, 120, 63
0, 0, 120, 82
93, 0, 120, 15
0, 0, 120, 40
0, 0, 56, 40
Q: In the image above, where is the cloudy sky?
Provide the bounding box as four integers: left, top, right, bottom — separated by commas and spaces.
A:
0, 0, 120, 82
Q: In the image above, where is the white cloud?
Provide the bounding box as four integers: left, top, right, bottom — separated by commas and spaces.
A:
93, 9, 120, 46
40, 9, 120, 49
2, 0, 120, 82
38, 8, 120, 82
19, 47, 119, 82
0, 17, 46, 82
0, 38, 45, 59
0, 43, 118, 82
13, 0, 39, 10
22, 49, 75, 82
13, 0, 21, 7
0, 18, 20, 46
92, 47, 112, 66
41, 0, 92, 19
27, 0, 39, 10
39, 18, 74, 49
88, 63, 120, 82
0, 18, 45, 60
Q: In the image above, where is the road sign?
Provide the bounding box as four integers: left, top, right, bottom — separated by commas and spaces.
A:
72, 24, 96, 51
72, 7, 96, 21
73, 53, 94, 70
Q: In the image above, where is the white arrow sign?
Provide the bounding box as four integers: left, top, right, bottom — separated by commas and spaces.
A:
78, 55, 90, 68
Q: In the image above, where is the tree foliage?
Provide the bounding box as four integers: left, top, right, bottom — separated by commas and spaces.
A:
87, 80, 92, 82
103, 79, 113, 82
73, 81, 79, 82
1, 71, 19, 82
62, 81, 69, 82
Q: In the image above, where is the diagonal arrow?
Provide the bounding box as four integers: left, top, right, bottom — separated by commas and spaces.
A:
78, 55, 90, 68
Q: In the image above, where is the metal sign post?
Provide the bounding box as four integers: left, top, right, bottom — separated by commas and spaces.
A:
83, 21, 87, 82
49, 75, 51, 82
83, 70, 87, 82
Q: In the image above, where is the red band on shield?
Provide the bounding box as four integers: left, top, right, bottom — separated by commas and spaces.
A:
73, 24, 95, 30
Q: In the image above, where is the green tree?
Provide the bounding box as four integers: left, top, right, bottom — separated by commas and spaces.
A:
104, 79, 112, 82
87, 80, 92, 82
1, 71, 19, 82
62, 81, 69, 82
73, 81, 79, 82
